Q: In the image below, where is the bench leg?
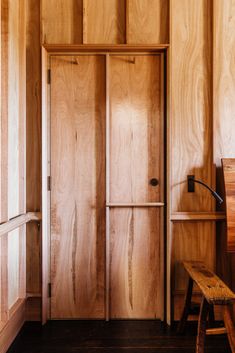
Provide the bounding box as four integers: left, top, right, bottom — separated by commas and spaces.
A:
196, 297, 209, 353
224, 304, 235, 353
177, 277, 193, 334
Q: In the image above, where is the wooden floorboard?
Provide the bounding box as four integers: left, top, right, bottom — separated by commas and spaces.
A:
7, 321, 231, 353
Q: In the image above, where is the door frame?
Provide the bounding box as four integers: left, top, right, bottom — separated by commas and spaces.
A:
41, 44, 170, 324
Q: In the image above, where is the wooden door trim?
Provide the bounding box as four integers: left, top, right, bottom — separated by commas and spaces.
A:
42, 46, 168, 324
43, 44, 169, 54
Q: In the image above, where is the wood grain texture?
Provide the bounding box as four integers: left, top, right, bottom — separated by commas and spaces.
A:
41, 0, 83, 44
0, 0, 9, 326
41, 46, 49, 324
8, 228, 20, 308
171, 212, 226, 221
222, 159, 235, 253
127, 0, 169, 44
172, 222, 215, 293
0, 299, 25, 353
0, 0, 8, 223
26, 0, 42, 297
8, 0, 20, 219
109, 55, 163, 203
110, 208, 163, 318
109, 55, 163, 319
213, 1, 235, 301
171, 0, 213, 212
183, 261, 235, 304
0, 212, 41, 237
50, 56, 106, 319
213, 0, 235, 166
83, 0, 125, 44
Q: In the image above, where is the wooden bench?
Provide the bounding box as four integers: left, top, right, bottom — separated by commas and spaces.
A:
178, 261, 235, 353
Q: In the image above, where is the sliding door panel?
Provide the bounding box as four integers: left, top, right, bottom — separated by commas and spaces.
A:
50, 56, 106, 319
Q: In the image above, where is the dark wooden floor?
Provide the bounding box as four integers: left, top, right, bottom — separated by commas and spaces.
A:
7, 321, 231, 353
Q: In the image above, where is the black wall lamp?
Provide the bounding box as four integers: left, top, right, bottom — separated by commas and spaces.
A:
187, 175, 223, 205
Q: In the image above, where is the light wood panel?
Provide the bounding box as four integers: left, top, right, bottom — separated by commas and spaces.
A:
110, 208, 163, 318
41, 0, 83, 44
222, 159, 235, 253
171, 0, 213, 213
127, 0, 169, 44
26, 0, 41, 297
109, 54, 163, 319
171, 212, 226, 221
50, 55, 106, 319
213, 0, 235, 307
8, 0, 20, 219
172, 222, 215, 293
213, 0, 235, 166
8, 228, 20, 308
0, 0, 8, 223
0, 0, 27, 348
83, 0, 125, 44
109, 55, 163, 203
0, 0, 9, 327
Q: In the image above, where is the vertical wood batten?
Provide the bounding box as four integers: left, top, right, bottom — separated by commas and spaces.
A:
18, 0, 26, 302
0, 0, 9, 325
41, 47, 49, 324
105, 54, 110, 321
26, 0, 41, 296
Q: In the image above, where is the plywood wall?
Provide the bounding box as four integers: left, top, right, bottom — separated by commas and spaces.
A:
25, 0, 235, 322
213, 0, 235, 295
41, 0, 169, 44
170, 0, 216, 319
0, 0, 26, 343
26, 0, 41, 298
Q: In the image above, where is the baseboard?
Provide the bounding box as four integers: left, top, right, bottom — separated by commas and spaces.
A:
0, 299, 25, 353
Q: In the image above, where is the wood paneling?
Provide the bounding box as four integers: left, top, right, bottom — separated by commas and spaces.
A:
8, 0, 21, 219
0, 299, 25, 353
170, 0, 215, 321
0, 0, 9, 327
0, 0, 27, 348
8, 229, 20, 307
50, 56, 106, 319
0, 0, 8, 223
222, 159, 235, 253
171, 0, 213, 213
26, 0, 41, 297
213, 0, 235, 303
172, 222, 215, 293
41, 0, 83, 44
41, 1, 169, 45
83, 0, 125, 44
109, 55, 163, 203
110, 208, 163, 318
109, 55, 163, 319
127, 0, 169, 44
213, 0, 235, 166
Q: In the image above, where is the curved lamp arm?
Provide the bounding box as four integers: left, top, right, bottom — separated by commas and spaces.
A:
187, 175, 223, 205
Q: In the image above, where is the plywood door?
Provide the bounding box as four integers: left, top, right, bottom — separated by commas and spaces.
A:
50, 56, 106, 319
109, 55, 164, 319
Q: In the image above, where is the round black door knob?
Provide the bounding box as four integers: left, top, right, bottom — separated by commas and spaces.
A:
150, 178, 159, 186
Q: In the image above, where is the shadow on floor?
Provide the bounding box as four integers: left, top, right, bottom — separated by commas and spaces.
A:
7, 320, 231, 353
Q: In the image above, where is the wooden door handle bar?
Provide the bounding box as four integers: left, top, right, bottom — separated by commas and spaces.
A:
106, 203, 165, 207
